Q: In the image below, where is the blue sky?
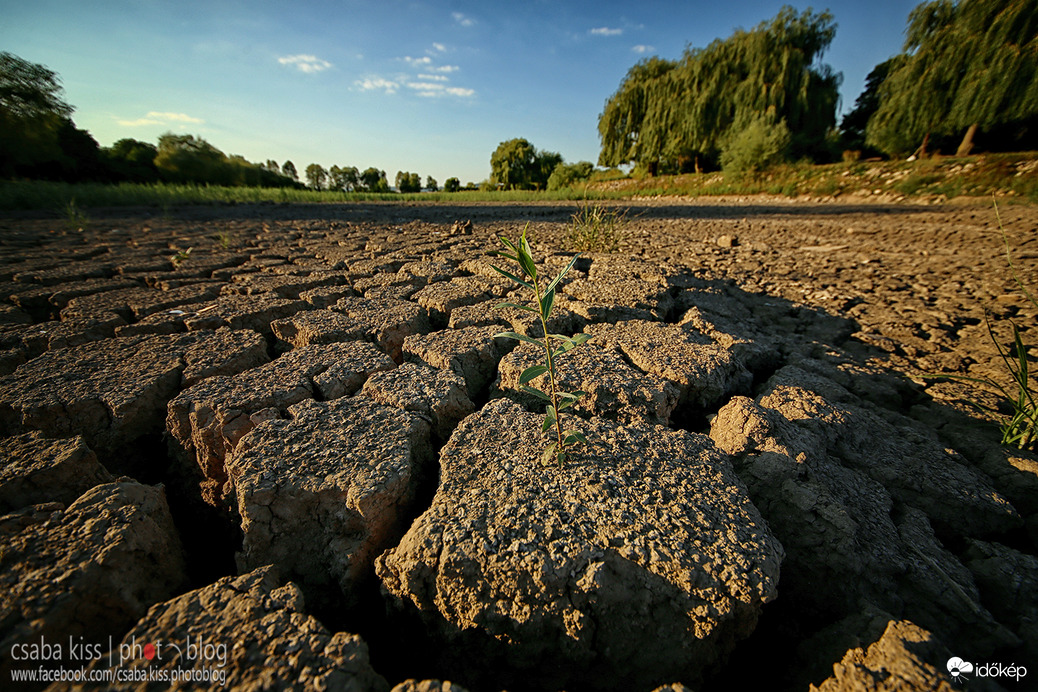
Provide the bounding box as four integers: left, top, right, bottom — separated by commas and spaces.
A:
3, 0, 920, 185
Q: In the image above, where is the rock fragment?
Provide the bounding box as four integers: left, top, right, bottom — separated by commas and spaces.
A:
67, 566, 389, 692
361, 362, 475, 441
333, 296, 432, 362
0, 432, 113, 512
230, 397, 432, 608
377, 398, 782, 690
586, 319, 754, 408
497, 340, 679, 426
167, 341, 394, 504
0, 482, 186, 681
403, 327, 508, 400
810, 620, 956, 691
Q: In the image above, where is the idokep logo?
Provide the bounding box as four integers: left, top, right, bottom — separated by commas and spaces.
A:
947, 656, 1028, 684
947, 657, 974, 682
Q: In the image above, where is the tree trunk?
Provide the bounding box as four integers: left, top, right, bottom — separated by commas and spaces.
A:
956, 123, 979, 157
912, 132, 930, 159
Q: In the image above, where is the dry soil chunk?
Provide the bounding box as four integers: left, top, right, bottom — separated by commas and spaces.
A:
271, 309, 369, 350
403, 327, 506, 400
222, 271, 349, 298
332, 295, 432, 362
229, 397, 432, 608
0, 432, 113, 512
412, 276, 503, 326
361, 362, 475, 441
0, 334, 187, 454
586, 319, 754, 408
61, 283, 222, 321
377, 398, 782, 691
0, 482, 186, 681
497, 340, 679, 426
180, 327, 269, 387
67, 566, 388, 691
181, 294, 311, 337
710, 379, 1018, 656
167, 341, 394, 504
810, 620, 957, 691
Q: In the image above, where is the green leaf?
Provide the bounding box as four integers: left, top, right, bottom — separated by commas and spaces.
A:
541, 443, 558, 467
494, 331, 544, 348
544, 254, 580, 295
541, 411, 556, 433
494, 301, 538, 313
557, 390, 584, 401
541, 287, 555, 320
499, 237, 520, 255
490, 264, 533, 290
520, 385, 551, 401
552, 333, 591, 356
519, 365, 549, 384
558, 398, 576, 411
563, 429, 588, 445
517, 249, 537, 282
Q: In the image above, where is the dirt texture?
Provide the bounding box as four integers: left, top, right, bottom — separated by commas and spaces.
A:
1, 197, 1038, 690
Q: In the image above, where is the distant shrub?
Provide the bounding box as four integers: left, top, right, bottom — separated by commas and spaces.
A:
568, 200, 627, 253
721, 114, 792, 175
547, 161, 594, 191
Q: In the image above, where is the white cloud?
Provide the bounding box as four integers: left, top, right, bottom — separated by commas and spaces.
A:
431, 42, 446, 53
407, 81, 446, 92
117, 111, 204, 127
429, 64, 459, 73
417, 73, 449, 82
632, 45, 655, 54
118, 118, 163, 127
590, 27, 623, 37
404, 81, 475, 99
278, 54, 333, 73
355, 77, 399, 94
403, 55, 433, 66
453, 12, 474, 27
149, 111, 204, 123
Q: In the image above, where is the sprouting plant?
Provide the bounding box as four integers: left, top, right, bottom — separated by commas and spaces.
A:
63, 198, 89, 230
170, 247, 192, 268
568, 199, 627, 253
213, 231, 232, 249
490, 225, 590, 466
936, 200, 1038, 451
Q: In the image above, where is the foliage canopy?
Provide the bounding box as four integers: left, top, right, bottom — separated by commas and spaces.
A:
490, 138, 563, 190
598, 6, 840, 172
866, 0, 1038, 157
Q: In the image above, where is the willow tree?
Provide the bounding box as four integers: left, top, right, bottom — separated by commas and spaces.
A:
867, 0, 1038, 157
598, 6, 840, 172
0, 52, 74, 177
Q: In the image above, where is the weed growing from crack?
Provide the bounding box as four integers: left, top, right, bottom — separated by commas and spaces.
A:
490, 224, 590, 466
63, 198, 89, 230
170, 247, 192, 268
936, 200, 1037, 451
568, 199, 627, 253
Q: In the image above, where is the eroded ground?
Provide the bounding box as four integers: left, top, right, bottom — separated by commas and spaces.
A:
1, 197, 1037, 691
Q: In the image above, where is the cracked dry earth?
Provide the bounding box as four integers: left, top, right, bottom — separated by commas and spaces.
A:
1, 197, 1038, 691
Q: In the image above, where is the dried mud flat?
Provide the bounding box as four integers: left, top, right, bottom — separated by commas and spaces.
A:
2, 197, 1038, 691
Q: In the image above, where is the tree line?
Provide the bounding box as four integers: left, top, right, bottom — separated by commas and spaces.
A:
4, 1, 1035, 191
0, 52, 478, 192
598, 0, 1037, 174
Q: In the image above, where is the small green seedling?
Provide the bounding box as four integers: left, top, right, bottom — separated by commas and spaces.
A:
170, 247, 192, 268
490, 225, 590, 467
934, 200, 1038, 451
63, 198, 89, 230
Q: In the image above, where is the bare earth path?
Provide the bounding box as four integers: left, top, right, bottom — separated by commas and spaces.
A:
1, 197, 1037, 691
